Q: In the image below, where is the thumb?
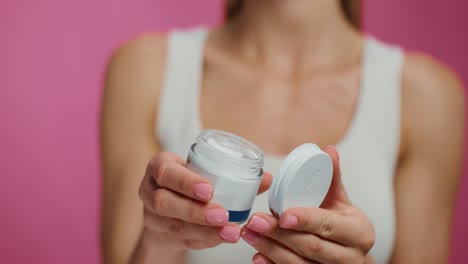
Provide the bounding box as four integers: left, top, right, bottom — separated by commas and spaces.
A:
257, 171, 273, 195
321, 145, 350, 208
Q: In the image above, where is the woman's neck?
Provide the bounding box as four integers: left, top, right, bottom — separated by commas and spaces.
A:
223, 0, 362, 74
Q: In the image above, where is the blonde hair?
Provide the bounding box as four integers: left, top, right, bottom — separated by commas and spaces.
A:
225, 0, 361, 29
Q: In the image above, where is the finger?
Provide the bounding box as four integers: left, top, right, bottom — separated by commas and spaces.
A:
258, 171, 273, 195
150, 188, 229, 226
182, 239, 221, 250
252, 253, 274, 264
246, 213, 363, 263
278, 208, 374, 248
138, 152, 186, 198
139, 152, 189, 200
241, 228, 312, 264
144, 213, 240, 243
151, 157, 213, 202
252, 253, 320, 264
152, 152, 186, 166
321, 145, 350, 206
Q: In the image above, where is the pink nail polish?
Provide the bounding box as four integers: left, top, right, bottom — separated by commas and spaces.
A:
219, 226, 241, 242
281, 215, 299, 229
206, 208, 229, 224
247, 216, 270, 233
241, 229, 261, 245
253, 256, 268, 264
193, 183, 212, 201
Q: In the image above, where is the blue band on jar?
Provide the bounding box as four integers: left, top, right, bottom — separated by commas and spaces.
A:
228, 209, 251, 223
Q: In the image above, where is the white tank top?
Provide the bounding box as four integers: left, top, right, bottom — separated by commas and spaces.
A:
157, 27, 403, 264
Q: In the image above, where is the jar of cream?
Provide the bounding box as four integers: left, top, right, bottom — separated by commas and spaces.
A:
187, 130, 264, 223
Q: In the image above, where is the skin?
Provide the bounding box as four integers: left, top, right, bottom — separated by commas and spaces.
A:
245, 146, 375, 264
100, 1, 465, 263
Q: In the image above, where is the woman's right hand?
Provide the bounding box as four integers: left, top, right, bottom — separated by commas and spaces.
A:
137, 152, 272, 251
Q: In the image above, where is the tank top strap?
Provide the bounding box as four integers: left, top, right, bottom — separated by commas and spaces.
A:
157, 27, 209, 157
340, 36, 404, 169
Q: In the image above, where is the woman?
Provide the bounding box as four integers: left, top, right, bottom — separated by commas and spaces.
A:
100, 1, 464, 263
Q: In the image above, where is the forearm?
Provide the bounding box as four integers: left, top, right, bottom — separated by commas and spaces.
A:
130, 231, 187, 264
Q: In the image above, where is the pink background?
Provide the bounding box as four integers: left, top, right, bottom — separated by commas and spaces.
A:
0, 0, 466, 263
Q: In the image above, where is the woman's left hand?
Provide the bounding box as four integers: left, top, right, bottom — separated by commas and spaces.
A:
241, 146, 375, 264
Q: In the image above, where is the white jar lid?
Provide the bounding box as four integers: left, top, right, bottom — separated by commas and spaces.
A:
268, 144, 333, 216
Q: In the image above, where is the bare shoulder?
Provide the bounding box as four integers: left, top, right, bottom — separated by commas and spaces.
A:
109, 33, 168, 70
105, 33, 168, 98
102, 33, 169, 147
402, 53, 464, 107
401, 52, 465, 154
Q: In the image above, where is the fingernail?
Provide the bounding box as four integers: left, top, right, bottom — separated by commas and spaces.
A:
241, 229, 261, 245
253, 256, 268, 264
247, 216, 270, 233
206, 208, 229, 224
219, 226, 241, 242
280, 215, 299, 229
194, 183, 212, 201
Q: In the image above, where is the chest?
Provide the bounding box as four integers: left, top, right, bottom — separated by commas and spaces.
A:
200, 65, 362, 155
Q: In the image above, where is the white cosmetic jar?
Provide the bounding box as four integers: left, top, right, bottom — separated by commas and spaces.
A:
268, 144, 333, 217
187, 130, 264, 223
